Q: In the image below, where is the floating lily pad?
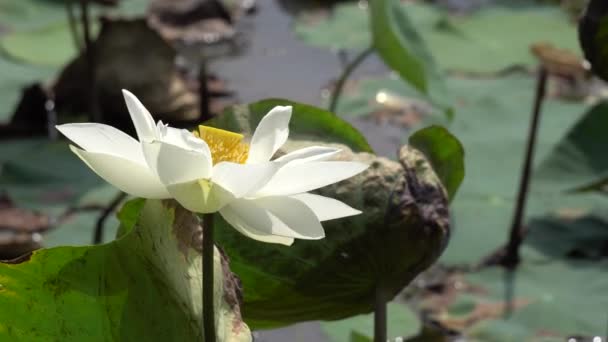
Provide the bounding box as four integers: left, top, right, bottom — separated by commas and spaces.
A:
296, 2, 579, 73
535, 101, 608, 193
0, 0, 66, 32
336, 74, 608, 264
0, 199, 252, 341
463, 257, 608, 339
0, 0, 147, 67
0, 139, 119, 246
0, 22, 87, 67
0, 140, 103, 211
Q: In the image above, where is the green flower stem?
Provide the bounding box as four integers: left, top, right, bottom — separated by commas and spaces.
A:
328, 46, 375, 114
202, 213, 216, 342
374, 285, 387, 342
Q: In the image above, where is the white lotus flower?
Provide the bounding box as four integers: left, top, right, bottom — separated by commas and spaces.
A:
57, 90, 368, 245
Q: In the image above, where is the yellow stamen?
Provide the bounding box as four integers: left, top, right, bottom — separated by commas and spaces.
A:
194, 125, 250, 164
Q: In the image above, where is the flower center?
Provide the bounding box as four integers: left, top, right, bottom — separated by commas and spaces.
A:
193, 125, 250, 164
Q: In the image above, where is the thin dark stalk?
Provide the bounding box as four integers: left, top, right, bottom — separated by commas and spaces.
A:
374, 285, 387, 342
328, 46, 374, 114
337, 49, 348, 68
79, 0, 101, 122
93, 191, 126, 244
66, 0, 82, 51
502, 268, 516, 318
202, 213, 215, 342
503, 68, 548, 269
57, 204, 106, 225
199, 62, 211, 122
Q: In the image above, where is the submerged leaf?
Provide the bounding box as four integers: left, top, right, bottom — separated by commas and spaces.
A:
0, 199, 251, 341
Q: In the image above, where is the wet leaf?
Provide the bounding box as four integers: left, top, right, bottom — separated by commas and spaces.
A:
0, 199, 252, 341
409, 125, 465, 201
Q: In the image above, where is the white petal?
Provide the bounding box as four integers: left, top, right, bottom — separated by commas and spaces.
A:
70, 146, 170, 199
274, 146, 341, 164
212, 162, 280, 198
219, 196, 325, 242
290, 193, 361, 221
56, 123, 145, 164
253, 196, 325, 239
158, 123, 211, 155
219, 207, 294, 245
167, 181, 233, 214
122, 89, 158, 143
246, 106, 292, 164
151, 141, 212, 185
255, 161, 368, 197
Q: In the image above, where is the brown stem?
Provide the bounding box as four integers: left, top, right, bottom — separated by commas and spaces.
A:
503, 68, 548, 269
57, 204, 106, 225
93, 191, 127, 244
329, 46, 374, 114
374, 285, 388, 342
